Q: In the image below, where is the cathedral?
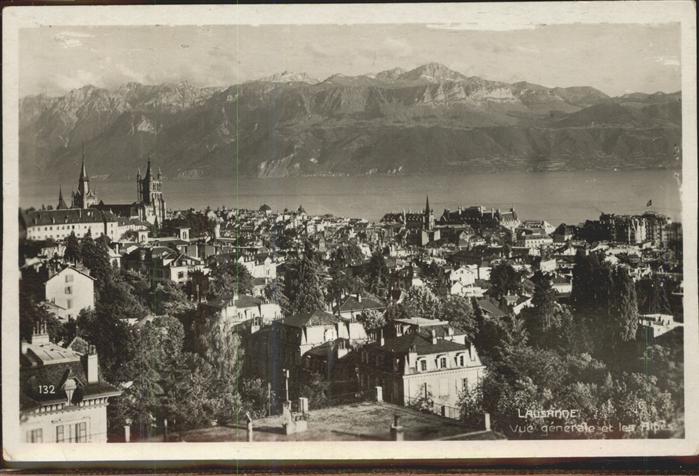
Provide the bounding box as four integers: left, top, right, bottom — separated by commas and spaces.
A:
58, 156, 167, 228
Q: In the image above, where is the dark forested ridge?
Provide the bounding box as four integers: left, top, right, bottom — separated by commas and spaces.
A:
20, 63, 681, 181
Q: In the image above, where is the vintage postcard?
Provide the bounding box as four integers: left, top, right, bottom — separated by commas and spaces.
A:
2, 2, 697, 465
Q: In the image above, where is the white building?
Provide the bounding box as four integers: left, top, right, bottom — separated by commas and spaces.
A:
21, 209, 119, 242
20, 323, 121, 443
44, 265, 95, 321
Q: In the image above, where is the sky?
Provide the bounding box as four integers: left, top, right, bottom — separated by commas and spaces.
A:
19, 23, 681, 97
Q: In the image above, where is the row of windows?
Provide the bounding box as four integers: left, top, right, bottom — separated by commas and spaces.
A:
361, 351, 475, 372
27, 422, 87, 443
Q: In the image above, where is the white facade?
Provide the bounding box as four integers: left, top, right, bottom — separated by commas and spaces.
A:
44, 267, 95, 320
26, 219, 118, 242
21, 398, 112, 443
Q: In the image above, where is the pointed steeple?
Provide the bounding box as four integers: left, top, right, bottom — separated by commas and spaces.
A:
144, 157, 152, 180
79, 144, 88, 181
425, 195, 430, 214
57, 186, 68, 209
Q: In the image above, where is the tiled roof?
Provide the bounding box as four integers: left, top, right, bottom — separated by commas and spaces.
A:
372, 332, 467, 356
339, 293, 385, 312
22, 208, 118, 227
475, 298, 508, 319
283, 310, 341, 328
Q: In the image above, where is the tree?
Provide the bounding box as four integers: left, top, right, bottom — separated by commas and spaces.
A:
356, 309, 386, 333
283, 252, 325, 316
63, 232, 81, 264
197, 317, 245, 422
240, 378, 274, 419
636, 276, 671, 315
330, 242, 365, 268
403, 286, 441, 320
208, 260, 253, 302
115, 323, 164, 438
366, 250, 389, 296
607, 266, 639, 345
438, 295, 477, 341
489, 262, 522, 300
152, 281, 193, 316
521, 271, 573, 350
81, 232, 112, 287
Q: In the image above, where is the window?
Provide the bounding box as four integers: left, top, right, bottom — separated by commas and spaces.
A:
29, 428, 43, 443
419, 359, 427, 372
56, 425, 65, 443
66, 299, 72, 309
65, 286, 72, 295
462, 378, 469, 391
457, 354, 465, 366
439, 356, 447, 369
65, 274, 73, 283
75, 422, 87, 442
177, 271, 185, 279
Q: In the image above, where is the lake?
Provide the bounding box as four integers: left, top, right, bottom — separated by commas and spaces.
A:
20, 170, 683, 226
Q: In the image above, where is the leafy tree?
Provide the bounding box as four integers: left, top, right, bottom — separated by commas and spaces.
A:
163, 352, 219, 430
489, 262, 522, 300
208, 260, 253, 302
366, 250, 389, 296
198, 317, 245, 422
297, 371, 330, 409
283, 252, 326, 316
458, 384, 484, 428
356, 309, 386, 333
81, 232, 112, 287
607, 266, 639, 345
384, 302, 408, 322
240, 378, 274, 419
438, 295, 476, 341
63, 232, 81, 264
403, 286, 441, 320
263, 278, 288, 307
152, 281, 193, 316
330, 242, 365, 268
521, 271, 573, 350
636, 276, 671, 315
115, 323, 163, 438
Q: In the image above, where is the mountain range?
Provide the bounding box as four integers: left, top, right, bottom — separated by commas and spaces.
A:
19, 62, 682, 182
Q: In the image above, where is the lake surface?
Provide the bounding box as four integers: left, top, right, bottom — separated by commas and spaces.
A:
21, 170, 683, 226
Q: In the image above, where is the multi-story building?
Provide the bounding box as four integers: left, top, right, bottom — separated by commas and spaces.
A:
357, 326, 485, 410
21, 208, 119, 242
43, 264, 95, 321
20, 323, 121, 443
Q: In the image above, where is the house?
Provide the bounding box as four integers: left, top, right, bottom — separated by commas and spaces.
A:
474, 298, 508, 320
205, 295, 283, 324
43, 265, 95, 321
20, 322, 121, 443
338, 292, 385, 321
357, 328, 485, 410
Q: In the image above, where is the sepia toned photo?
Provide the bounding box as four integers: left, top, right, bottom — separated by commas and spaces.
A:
2, 2, 697, 464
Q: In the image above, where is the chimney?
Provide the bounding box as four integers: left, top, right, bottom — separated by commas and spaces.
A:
31, 320, 50, 345
447, 326, 454, 338
87, 345, 99, 383
395, 323, 403, 337
407, 344, 417, 369
356, 293, 362, 303
379, 329, 385, 346
430, 329, 437, 345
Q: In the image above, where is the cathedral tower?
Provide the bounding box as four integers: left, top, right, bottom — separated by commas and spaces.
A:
137, 159, 166, 227
71, 150, 98, 209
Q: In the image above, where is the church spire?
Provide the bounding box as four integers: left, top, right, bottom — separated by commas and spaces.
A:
57, 186, 68, 209
145, 157, 152, 180
425, 195, 430, 214
79, 144, 88, 181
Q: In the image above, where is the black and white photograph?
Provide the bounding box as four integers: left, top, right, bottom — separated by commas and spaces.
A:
2, 2, 697, 464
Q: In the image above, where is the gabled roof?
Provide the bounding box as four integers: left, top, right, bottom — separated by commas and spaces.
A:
282, 310, 341, 328
339, 293, 385, 312
475, 298, 508, 319
22, 208, 118, 227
